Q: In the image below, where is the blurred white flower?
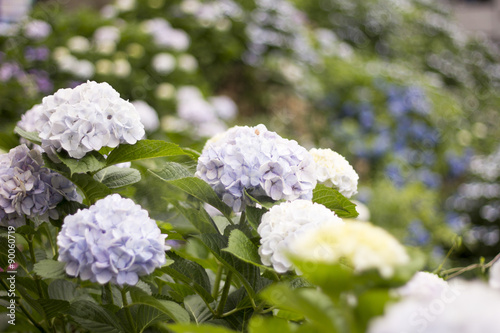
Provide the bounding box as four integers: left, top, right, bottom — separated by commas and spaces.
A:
115, 0, 136, 11
131, 101, 160, 132
490, 258, 500, 289
397, 272, 449, 300
258, 200, 344, 273
152, 53, 176, 75
142, 18, 190, 51
177, 86, 217, 123
209, 95, 237, 120
113, 58, 131, 77
177, 54, 198, 72
94, 26, 120, 45
352, 200, 370, 221
309, 148, 359, 198
96, 59, 114, 75
291, 221, 409, 278
55, 54, 95, 79
369, 280, 500, 333
67, 36, 91, 53
24, 20, 51, 40
155, 83, 176, 100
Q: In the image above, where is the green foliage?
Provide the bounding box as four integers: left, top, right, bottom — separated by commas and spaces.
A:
106, 140, 189, 166
312, 185, 359, 218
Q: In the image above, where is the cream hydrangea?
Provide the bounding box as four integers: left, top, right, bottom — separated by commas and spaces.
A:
257, 200, 344, 273
309, 148, 358, 198
490, 258, 500, 289
290, 221, 409, 278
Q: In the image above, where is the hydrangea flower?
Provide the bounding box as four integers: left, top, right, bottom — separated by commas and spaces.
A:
37, 81, 145, 159
196, 125, 317, 212
17, 104, 44, 150
490, 258, 500, 289
131, 100, 160, 132
290, 221, 409, 278
258, 200, 344, 273
397, 272, 449, 300
57, 194, 168, 286
369, 280, 500, 333
0, 145, 79, 227
309, 148, 359, 198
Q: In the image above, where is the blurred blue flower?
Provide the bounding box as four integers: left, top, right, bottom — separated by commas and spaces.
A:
406, 219, 430, 245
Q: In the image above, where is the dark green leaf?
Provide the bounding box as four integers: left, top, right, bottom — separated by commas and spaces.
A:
150, 165, 232, 219
94, 166, 141, 188
0, 132, 20, 151
128, 287, 190, 323
38, 299, 70, 319
106, 140, 187, 166
33, 259, 66, 279
14, 126, 41, 145
135, 305, 170, 333
56, 150, 107, 175
246, 206, 267, 231
184, 295, 213, 324
312, 184, 358, 218
169, 201, 218, 234
68, 300, 125, 333
244, 190, 279, 210
149, 162, 193, 180
167, 324, 237, 333
354, 289, 392, 332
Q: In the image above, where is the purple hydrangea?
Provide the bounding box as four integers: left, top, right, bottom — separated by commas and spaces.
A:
196, 124, 317, 212
37, 81, 145, 159
0, 145, 79, 227
57, 194, 169, 286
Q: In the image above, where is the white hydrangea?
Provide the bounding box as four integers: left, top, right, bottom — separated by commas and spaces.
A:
142, 18, 190, 51
131, 101, 160, 132
490, 258, 500, 289
152, 53, 176, 74
290, 221, 409, 278
24, 20, 52, 40
37, 81, 145, 159
209, 96, 238, 120
258, 200, 344, 273
369, 280, 500, 333
309, 148, 359, 198
397, 272, 449, 300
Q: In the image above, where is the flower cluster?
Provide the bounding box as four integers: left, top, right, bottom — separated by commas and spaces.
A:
290, 221, 409, 278
57, 194, 168, 286
369, 279, 500, 333
309, 148, 359, 198
0, 145, 79, 227
142, 18, 190, 51
37, 81, 145, 159
257, 200, 344, 273
196, 124, 317, 211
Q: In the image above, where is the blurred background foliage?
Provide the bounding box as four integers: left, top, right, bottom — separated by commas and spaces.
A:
1, 0, 499, 271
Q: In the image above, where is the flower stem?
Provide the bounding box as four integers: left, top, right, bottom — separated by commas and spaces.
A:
120, 287, 134, 330
27, 233, 44, 298
239, 211, 246, 225
216, 271, 233, 317
43, 223, 56, 258
212, 264, 223, 299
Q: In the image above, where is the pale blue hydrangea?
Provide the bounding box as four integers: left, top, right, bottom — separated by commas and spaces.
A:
196, 124, 317, 212
0, 145, 79, 227
37, 81, 145, 159
57, 194, 169, 286
17, 104, 44, 151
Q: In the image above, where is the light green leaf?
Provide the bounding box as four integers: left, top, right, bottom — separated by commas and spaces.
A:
14, 126, 42, 145
56, 150, 107, 175
168, 324, 237, 333
106, 140, 187, 166
312, 184, 358, 218
248, 316, 297, 333
33, 259, 66, 279
135, 305, 170, 333
94, 166, 141, 188
149, 162, 193, 180
222, 230, 264, 268
184, 295, 213, 324
128, 287, 190, 323
0, 132, 20, 151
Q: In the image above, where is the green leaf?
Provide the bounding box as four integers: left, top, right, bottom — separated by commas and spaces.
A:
149, 162, 193, 179
160, 253, 214, 305
51, 200, 87, 227
94, 166, 141, 188
33, 259, 66, 279
354, 289, 392, 332
168, 324, 237, 333
184, 295, 213, 324
128, 287, 190, 323
246, 206, 267, 231
0, 132, 19, 151
150, 164, 232, 219
222, 230, 264, 268
48, 279, 77, 302
15, 225, 37, 237
38, 299, 70, 319
68, 300, 125, 333
56, 150, 107, 175
135, 305, 170, 333
248, 316, 296, 333
312, 184, 358, 218
106, 140, 187, 166
244, 190, 279, 210
169, 201, 218, 234
260, 284, 341, 333
14, 126, 41, 145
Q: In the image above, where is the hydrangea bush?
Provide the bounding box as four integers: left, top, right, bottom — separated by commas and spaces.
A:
0, 80, 499, 333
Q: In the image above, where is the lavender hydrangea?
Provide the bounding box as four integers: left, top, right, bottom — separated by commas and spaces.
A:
196, 124, 317, 212
0, 145, 79, 227
37, 81, 145, 159
57, 194, 169, 286
17, 104, 44, 150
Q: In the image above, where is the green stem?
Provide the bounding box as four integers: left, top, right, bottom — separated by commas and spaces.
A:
216, 271, 233, 317
239, 211, 246, 225
121, 287, 134, 330
27, 234, 44, 298
43, 223, 56, 258
212, 264, 223, 299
